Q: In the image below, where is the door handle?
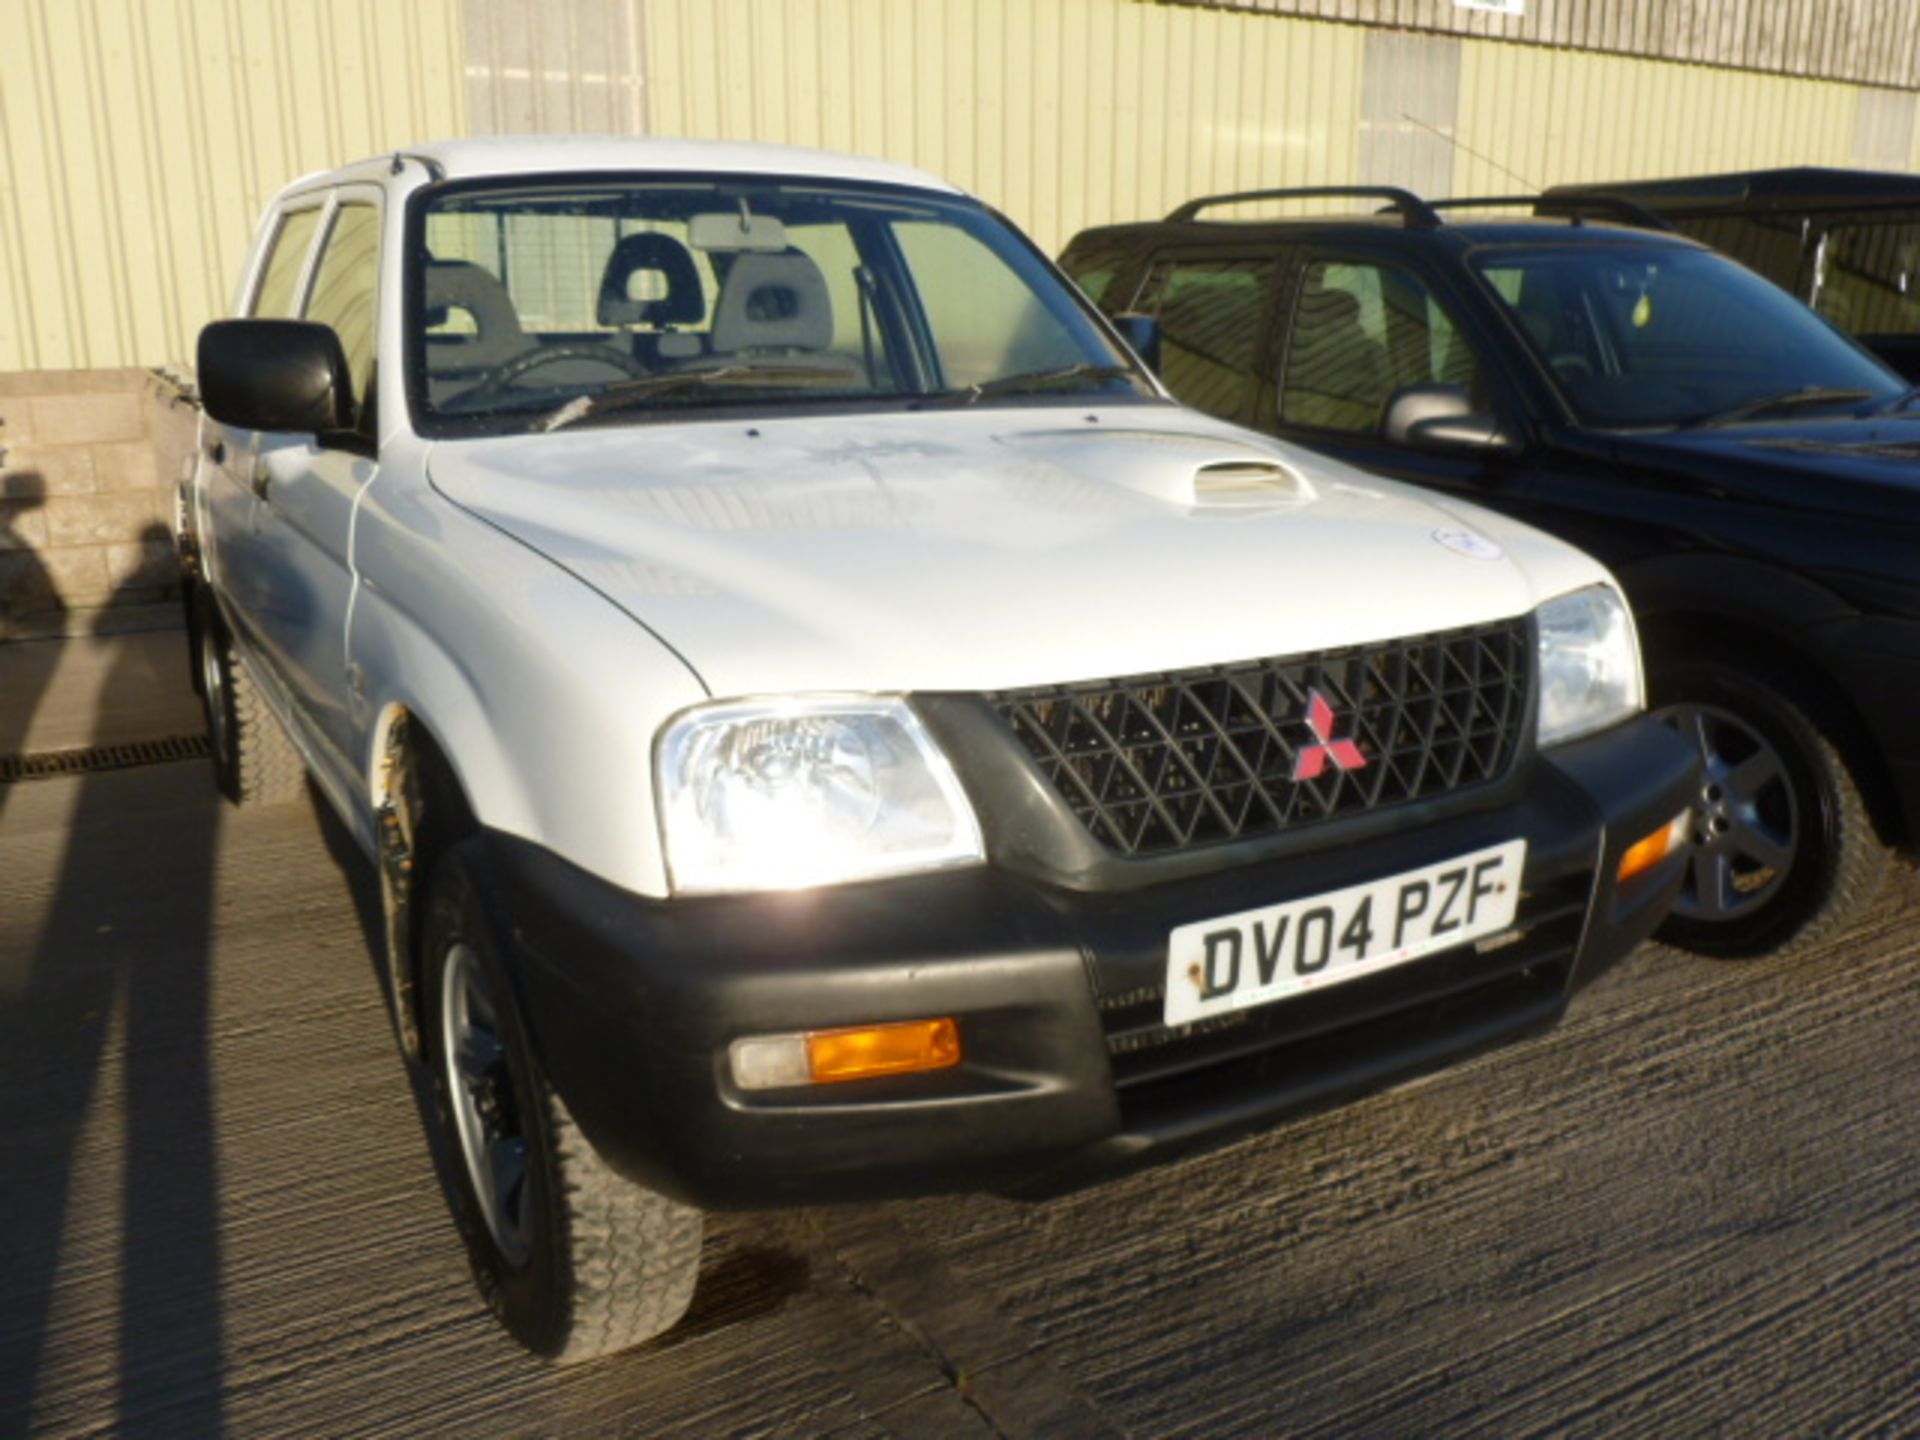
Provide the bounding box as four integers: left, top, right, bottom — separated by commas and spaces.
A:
251, 461, 271, 500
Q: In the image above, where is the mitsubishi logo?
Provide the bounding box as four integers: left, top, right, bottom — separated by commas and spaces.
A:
1292, 689, 1367, 780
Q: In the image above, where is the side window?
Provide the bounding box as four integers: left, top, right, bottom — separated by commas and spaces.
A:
1281, 260, 1486, 436
250, 207, 324, 318
1137, 256, 1275, 421
1816, 219, 1920, 337
304, 202, 381, 425
893, 221, 1082, 386
1059, 240, 1131, 309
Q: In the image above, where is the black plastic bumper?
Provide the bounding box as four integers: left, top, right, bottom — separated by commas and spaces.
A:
484, 712, 1696, 1210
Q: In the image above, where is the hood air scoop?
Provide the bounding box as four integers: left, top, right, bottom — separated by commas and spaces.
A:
1191, 458, 1306, 504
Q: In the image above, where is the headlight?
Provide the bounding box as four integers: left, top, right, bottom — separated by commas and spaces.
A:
656, 696, 984, 894
1535, 584, 1643, 747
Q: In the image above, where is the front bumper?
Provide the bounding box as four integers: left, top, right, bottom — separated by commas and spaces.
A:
485, 713, 1696, 1210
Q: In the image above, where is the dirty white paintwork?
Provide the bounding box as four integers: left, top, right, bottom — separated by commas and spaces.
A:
428, 406, 1604, 698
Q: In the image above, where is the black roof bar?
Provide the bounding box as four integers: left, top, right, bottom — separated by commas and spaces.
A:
1166, 186, 1444, 229
1431, 194, 1673, 232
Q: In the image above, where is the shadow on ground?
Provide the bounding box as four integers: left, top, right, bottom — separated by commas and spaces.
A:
0, 530, 226, 1437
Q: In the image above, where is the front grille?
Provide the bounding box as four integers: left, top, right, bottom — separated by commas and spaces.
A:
989, 617, 1531, 858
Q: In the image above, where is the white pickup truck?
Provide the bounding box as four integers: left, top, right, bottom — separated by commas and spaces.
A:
182, 136, 1696, 1362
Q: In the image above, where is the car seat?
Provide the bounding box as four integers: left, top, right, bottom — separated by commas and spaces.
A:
599, 233, 708, 361
423, 259, 532, 387
704, 250, 861, 379
1285, 286, 1390, 432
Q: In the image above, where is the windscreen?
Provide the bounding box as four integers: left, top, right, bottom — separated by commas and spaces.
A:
408, 178, 1145, 434
1473, 245, 1905, 429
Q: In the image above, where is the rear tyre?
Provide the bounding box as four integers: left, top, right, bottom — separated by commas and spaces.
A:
421, 840, 703, 1363
197, 594, 305, 807
1651, 659, 1890, 958
182, 576, 207, 698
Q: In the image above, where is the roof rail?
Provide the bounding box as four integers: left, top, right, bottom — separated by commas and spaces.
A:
1166, 186, 1443, 229
1432, 194, 1673, 232
389, 151, 447, 182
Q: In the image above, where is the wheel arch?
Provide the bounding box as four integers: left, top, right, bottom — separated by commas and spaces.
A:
1635, 608, 1906, 851
369, 700, 484, 1059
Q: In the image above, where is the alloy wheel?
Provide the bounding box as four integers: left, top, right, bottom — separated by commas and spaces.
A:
439, 942, 536, 1267
1658, 701, 1798, 923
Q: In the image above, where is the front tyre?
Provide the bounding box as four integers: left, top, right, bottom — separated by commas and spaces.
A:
421, 840, 703, 1363
1652, 659, 1890, 958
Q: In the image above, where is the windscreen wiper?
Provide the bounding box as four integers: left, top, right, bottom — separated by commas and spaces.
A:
540, 364, 851, 432
911, 363, 1141, 409
1691, 387, 1877, 428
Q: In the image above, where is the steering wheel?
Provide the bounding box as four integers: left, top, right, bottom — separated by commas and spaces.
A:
469, 343, 648, 397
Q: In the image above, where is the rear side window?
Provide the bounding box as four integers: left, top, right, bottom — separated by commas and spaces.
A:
1281, 260, 1484, 435
250, 207, 324, 318
304, 202, 381, 424
1136, 256, 1275, 421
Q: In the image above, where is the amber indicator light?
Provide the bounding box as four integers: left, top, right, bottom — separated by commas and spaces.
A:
807, 1018, 962, 1084
1618, 812, 1689, 883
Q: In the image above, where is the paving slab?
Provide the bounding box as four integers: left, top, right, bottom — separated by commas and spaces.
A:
0, 621, 200, 759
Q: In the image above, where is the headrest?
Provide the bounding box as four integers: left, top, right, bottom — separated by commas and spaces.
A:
710, 251, 834, 354
424, 259, 525, 337
422, 260, 529, 369
598, 232, 704, 327
1301, 287, 1364, 329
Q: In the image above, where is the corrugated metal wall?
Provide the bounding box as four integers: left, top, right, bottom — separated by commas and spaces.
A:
0, 0, 466, 373
642, 0, 1899, 254
1170, 0, 1920, 90
644, 0, 1367, 256
2, 0, 1915, 373
1450, 40, 1860, 195
465, 0, 649, 135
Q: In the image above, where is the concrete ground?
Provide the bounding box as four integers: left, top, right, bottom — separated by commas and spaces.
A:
2, 633, 1916, 1438
0, 615, 201, 757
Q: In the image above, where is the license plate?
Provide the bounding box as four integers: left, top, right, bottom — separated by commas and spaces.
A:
1163, 840, 1528, 1027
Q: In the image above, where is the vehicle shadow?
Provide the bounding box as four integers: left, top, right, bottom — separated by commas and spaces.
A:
0, 527, 227, 1437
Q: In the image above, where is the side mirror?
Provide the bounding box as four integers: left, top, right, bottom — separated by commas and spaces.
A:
1111, 312, 1162, 373
197, 319, 351, 435
1383, 383, 1519, 454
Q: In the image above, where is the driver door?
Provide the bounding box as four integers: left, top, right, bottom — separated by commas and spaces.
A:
1266, 251, 1652, 578
242, 185, 383, 792
1268, 254, 1513, 500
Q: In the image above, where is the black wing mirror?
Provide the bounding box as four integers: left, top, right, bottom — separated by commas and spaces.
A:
1111, 312, 1162, 373
1383, 383, 1519, 454
197, 319, 351, 435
